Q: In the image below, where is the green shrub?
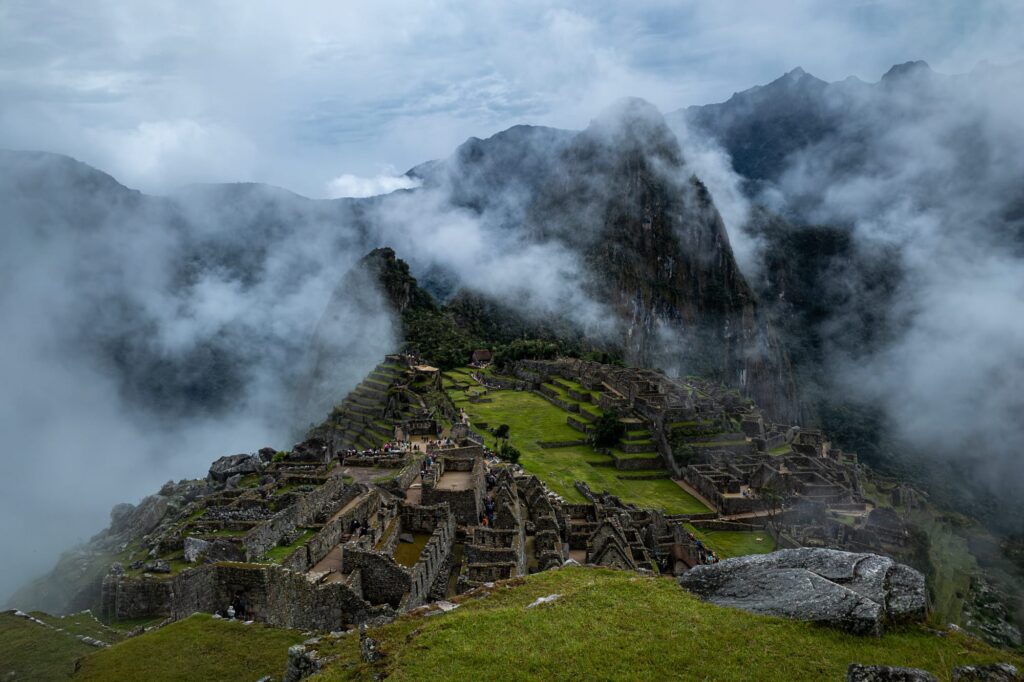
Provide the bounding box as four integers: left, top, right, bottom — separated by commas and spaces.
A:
590, 412, 625, 448
498, 441, 521, 464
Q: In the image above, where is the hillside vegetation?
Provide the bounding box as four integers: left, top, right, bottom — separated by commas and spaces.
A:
308, 566, 1021, 681
444, 369, 708, 514
74, 614, 304, 681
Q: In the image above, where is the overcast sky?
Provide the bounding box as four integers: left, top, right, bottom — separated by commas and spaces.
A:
1, 1, 1022, 197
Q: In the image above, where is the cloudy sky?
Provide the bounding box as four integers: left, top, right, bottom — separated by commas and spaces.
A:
2, 0, 1022, 198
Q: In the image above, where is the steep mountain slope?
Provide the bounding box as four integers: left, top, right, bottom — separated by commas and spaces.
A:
526, 99, 799, 421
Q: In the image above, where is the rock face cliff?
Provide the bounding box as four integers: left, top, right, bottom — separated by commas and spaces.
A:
527, 99, 800, 422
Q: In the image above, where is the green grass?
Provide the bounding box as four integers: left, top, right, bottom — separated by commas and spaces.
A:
912, 512, 978, 626
29, 611, 125, 644
311, 566, 1023, 681
609, 447, 661, 461
76, 614, 304, 681
260, 529, 316, 563
691, 440, 749, 448
686, 526, 776, 558
105, 615, 166, 631
0, 611, 114, 680
448, 382, 707, 514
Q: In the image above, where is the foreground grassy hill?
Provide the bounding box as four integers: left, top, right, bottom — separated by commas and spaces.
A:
75, 614, 305, 681
8, 567, 1021, 680
310, 567, 1019, 681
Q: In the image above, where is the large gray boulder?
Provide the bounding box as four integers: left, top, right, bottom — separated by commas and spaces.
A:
679, 548, 927, 635
207, 453, 263, 483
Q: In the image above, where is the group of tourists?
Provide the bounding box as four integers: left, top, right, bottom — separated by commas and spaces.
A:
338, 441, 412, 461
478, 494, 497, 526
693, 538, 720, 565
425, 437, 458, 451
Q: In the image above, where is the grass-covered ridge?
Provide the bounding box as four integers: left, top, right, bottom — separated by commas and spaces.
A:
312, 566, 1022, 681
75, 613, 304, 681
0, 610, 115, 681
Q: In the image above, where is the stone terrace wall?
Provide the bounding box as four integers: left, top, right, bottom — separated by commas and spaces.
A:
287, 491, 384, 573
400, 502, 449, 533
407, 511, 456, 609
341, 549, 411, 608
421, 457, 484, 525
100, 574, 172, 620
375, 458, 422, 497
243, 477, 356, 560
614, 455, 664, 471
170, 563, 380, 631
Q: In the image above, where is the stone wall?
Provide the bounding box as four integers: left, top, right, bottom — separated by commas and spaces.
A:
421, 456, 484, 525
376, 458, 422, 497
102, 560, 390, 632
242, 477, 355, 560
406, 511, 456, 609
400, 502, 449, 533
537, 439, 589, 448
176, 563, 382, 631
100, 574, 172, 620
614, 455, 664, 471
340, 549, 411, 608
566, 416, 592, 433
284, 489, 385, 573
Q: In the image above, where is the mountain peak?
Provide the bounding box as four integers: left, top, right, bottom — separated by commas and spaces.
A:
584, 97, 682, 165
880, 60, 933, 83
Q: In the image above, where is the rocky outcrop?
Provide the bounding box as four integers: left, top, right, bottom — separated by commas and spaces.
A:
283, 644, 323, 682
952, 664, 1021, 682
847, 664, 938, 681
207, 453, 263, 483
527, 98, 801, 422
679, 548, 926, 635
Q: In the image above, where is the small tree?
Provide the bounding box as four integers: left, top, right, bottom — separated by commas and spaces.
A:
498, 441, 521, 464
590, 412, 625, 448
755, 484, 788, 550
494, 424, 510, 440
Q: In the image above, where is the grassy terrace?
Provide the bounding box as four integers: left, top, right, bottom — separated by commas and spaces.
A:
446, 377, 707, 514
313, 566, 1023, 681
686, 526, 776, 558
259, 529, 316, 563
76, 614, 304, 681
0, 610, 125, 680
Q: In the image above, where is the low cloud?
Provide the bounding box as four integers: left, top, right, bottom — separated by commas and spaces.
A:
326, 171, 421, 199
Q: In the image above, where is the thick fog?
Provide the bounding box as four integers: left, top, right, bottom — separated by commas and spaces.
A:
0, 138, 619, 602
761, 64, 1024, 511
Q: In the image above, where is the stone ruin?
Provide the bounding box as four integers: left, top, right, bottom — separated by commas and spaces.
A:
508, 358, 891, 558
95, 354, 926, 636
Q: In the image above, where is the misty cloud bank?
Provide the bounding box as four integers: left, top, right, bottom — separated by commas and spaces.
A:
0, 134, 618, 601
693, 62, 1024, 514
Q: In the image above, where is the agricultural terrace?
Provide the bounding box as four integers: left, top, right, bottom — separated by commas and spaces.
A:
444, 368, 708, 515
